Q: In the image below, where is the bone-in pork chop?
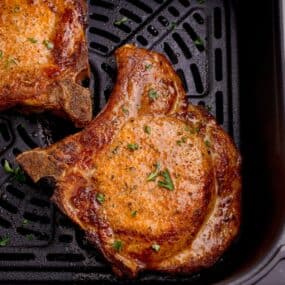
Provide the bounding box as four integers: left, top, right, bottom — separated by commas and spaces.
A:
17, 45, 241, 277
0, 0, 91, 127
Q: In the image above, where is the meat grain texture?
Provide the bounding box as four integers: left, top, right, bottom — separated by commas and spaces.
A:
17, 45, 241, 277
0, 0, 92, 127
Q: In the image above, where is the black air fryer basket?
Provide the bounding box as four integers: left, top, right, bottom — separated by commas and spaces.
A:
1, 0, 285, 284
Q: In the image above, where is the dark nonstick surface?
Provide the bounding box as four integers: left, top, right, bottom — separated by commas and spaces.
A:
0, 0, 284, 284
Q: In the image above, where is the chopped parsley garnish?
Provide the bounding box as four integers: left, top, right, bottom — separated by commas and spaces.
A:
127, 143, 139, 151
96, 193, 105, 204
177, 136, 187, 146
131, 210, 137, 217
114, 17, 128, 26
0, 51, 3, 59
198, 0, 205, 3
22, 219, 29, 225
122, 106, 129, 115
204, 140, 211, 147
194, 38, 204, 47
144, 125, 151, 134
27, 37, 37, 44
5, 56, 18, 69
43, 40, 54, 50
206, 105, 212, 112
151, 244, 160, 252
148, 89, 159, 100
145, 64, 152, 71
147, 163, 160, 181
0, 236, 10, 247
158, 169, 174, 191
112, 240, 123, 251
3, 160, 26, 183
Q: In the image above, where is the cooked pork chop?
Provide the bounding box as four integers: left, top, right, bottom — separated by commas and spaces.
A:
0, 0, 91, 127
17, 45, 241, 277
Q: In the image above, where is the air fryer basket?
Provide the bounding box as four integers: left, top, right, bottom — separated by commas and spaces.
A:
0, 0, 284, 284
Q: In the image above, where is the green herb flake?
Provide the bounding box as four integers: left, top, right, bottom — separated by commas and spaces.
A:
170, 21, 177, 30
43, 40, 54, 50
96, 193, 105, 204
144, 125, 151, 135
205, 140, 211, 148
112, 240, 123, 251
0, 50, 3, 59
114, 17, 128, 26
176, 140, 182, 146
27, 37, 37, 44
151, 243, 160, 252
145, 64, 152, 71
0, 236, 10, 247
3, 160, 14, 174
127, 143, 139, 151
5, 56, 18, 69
206, 105, 212, 112
158, 169, 174, 191
194, 38, 204, 47
14, 167, 26, 183
181, 136, 187, 143
147, 163, 160, 181
198, 0, 205, 3
122, 106, 129, 115
148, 89, 159, 100
26, 234, 34, 241
131, 210, 137, 217
22, 219, 29, 225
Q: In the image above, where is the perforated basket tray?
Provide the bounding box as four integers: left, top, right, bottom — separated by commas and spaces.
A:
0, 0, 240, 283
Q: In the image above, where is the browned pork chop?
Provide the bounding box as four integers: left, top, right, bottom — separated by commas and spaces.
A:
17, 45, 241, 277
0, 0, 92, 127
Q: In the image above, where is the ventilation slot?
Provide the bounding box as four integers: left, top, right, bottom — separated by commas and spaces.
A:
119, 8, 142, 23
183, 23, 205, 52
179, 0, 190, 7
125, 0, 153, 14
0, 199, 18, 214
0, 216, 11, 228
46, 253, 85, 262
12, 148, 22, 156
17, 227, 50, 241
115, 23, 131, 34
136, 35, 148, 46
0, 123, 11, 141
159, 16, 169, 28
214, 7, 222, 39
168, 6, 180, 17
172, 33, 192, 59
6, 185, 25, 200
164, 43, 178, 64
17, 125, 38, 148
90, 42, 109, 54
30, 197, 50, 208
190, 64, 204, 94
23, 212, 50, 225
215, 48, 223, 81
193, 12, 204, 24
0, 253, 35, 261
89, 13, 109, 22
215, 91, 224, 124
58, 235, 73, 243
147, 25, 159, 37
176, 69, 188, 92
89, 27, 120, 43
58, 217, 75, 229
90, 0, 114, 9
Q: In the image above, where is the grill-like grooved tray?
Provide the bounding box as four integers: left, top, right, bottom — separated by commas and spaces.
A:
0, 0, 239, 282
